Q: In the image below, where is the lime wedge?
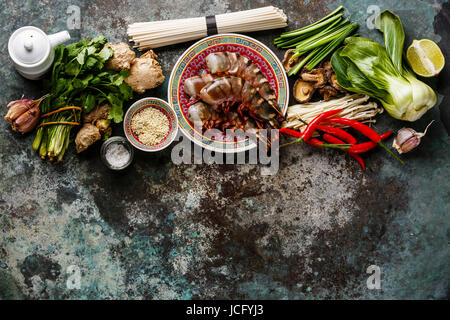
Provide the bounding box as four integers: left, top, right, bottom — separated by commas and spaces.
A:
407, 39, 445, 77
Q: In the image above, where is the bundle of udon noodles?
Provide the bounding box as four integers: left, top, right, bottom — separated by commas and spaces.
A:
128, 6, 287, 50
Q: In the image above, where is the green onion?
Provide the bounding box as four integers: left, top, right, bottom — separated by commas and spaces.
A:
290, 19, 348, 51
294, 21, 352, 54
287, 47, 323, 76
278, 17, 344, 49
33, 127, 44, 152
278, 13, 344, 40
279, 6, 344, 38
275, 6, 358, 76
305, 22, 358, 70
39, 130, 48, 159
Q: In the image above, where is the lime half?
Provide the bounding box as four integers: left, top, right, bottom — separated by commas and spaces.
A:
407, 39, 445, 77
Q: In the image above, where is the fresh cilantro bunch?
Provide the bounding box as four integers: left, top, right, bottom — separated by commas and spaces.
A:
44, 35, 133, 123
34, 36, 133, 162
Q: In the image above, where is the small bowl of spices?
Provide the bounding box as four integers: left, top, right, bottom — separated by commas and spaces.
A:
124, 98, 178, 152
100, 136, 134, 170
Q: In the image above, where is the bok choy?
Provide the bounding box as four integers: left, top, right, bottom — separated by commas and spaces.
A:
331, 10, 437, 122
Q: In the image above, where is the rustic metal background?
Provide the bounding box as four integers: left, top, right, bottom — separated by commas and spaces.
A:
0, 0, 449, 299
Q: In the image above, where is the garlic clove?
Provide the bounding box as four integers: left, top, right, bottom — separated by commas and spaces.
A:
4, 99, 33, 123
12, 106, 40, 133
393, 133, 419, 154
393, 121, 435, 154
4, 94, 49, 133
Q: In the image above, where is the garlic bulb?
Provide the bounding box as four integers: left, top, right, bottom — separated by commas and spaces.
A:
393, 120, 435, 154
4, 94, 49, 134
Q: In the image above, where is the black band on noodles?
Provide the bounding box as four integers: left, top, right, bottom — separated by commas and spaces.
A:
206, 15, 218, 36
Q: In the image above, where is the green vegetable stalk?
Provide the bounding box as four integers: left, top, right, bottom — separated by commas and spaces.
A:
275, 6, 358, 75
33, 36, 133, 162
331, 10, 437, 122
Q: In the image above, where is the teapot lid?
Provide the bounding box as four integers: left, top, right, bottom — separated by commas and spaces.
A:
8, 26, 50, 65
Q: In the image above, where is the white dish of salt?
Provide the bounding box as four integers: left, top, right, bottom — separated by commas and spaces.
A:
100, 137, 134, 170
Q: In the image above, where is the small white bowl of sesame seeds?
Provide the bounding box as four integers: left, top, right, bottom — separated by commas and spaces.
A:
124, 98, 178, 152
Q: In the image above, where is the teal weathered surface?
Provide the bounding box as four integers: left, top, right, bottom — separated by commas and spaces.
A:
0, 0, 449, 299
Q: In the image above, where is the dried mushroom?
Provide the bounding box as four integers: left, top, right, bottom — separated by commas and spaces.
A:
293, 80, 315, 103
301, 68, 327, 88
291, 60, 347, 103
103, 42, 136, 71
322, 61, 333, 81
330, 73, 345, 92
282, 49, 300, 73
319, 86, 339, 101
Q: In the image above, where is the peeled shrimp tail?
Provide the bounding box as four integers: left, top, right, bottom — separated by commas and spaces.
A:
184, 74, 215, 98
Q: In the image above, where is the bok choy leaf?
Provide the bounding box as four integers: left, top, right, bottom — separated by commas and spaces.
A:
374, 10, 405, 73
331, 10, 437, 121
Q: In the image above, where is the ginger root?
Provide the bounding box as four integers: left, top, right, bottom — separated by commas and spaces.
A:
75, 123, 101, 153
75, 104, 112, 153
103, 42, 136, 71
84, 104, 111, 123
125, 50, 165, 93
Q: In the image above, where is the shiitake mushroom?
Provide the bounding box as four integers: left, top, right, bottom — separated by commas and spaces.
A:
293, 80, 315, 103
322, 61, 333, 80
319, 86, 339, 101
282, 49, 300, 73
330, 73, 345, 92
290, 59, 347, 103
301, 68, 327, 88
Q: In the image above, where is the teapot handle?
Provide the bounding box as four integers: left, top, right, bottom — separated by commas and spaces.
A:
48, 31, 71, 48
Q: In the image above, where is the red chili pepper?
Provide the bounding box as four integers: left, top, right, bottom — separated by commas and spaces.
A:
323, 134, 365, 170
324, 118, 403, 164
305, 138, 353, 151
302, 109, 343, 142
316, 125, 357, 144
324, 118, 381, 143
348, 131, 393, 154
280, 109, 343, 147
279, 128, 302, 138
307, 138, 326, 148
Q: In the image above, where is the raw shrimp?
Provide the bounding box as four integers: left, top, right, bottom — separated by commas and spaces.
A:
184, 74, 215, 98
188, 102, 260, 137
198, 76, 279, 127
205, 51, 281, 115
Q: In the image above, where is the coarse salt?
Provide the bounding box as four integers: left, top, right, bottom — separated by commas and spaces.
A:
105, 143, 131, 168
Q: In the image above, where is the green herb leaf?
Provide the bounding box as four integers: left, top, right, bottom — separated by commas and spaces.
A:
119, 82, 133, 100
64, 60, 81, 76
84, 94, 96, 113
106, 93, 124, 123
119, 69, 130, 78
85, 56, 99, 70
98, 46, 113, 62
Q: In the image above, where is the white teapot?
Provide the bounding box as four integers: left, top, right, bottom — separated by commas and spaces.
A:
8, 26, 71, 80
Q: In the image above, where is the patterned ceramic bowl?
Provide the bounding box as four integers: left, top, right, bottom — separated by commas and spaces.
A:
123, 97, 178, 152
168, 33, 289, 153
